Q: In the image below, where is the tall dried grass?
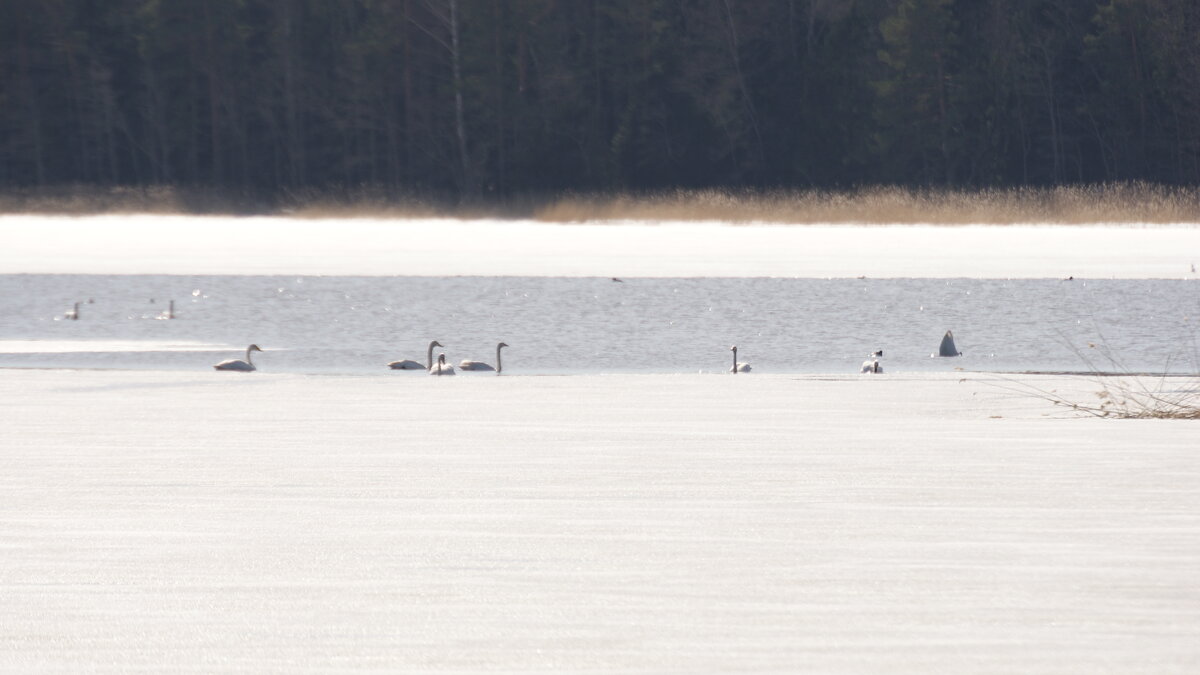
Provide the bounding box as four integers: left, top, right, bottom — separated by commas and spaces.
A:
4, 182, 1200, 224
1004, 373, 1200, 419
533, 183, 1200, 224
0, 185, 185, 215
991, 334, 1200, 419
0, 185, 276, 216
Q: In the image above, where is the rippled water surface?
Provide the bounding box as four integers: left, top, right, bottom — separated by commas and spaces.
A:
1, 275, 1197, 375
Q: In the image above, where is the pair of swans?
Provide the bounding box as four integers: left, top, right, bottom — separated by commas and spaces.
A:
389, 340, 508, 375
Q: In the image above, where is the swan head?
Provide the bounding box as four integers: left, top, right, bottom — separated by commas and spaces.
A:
248, 344, 263, 352
498, 342, 509, 349
431, 340, 443, 348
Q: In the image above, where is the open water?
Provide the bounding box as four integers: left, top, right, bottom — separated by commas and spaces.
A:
1, 274, 1197, 375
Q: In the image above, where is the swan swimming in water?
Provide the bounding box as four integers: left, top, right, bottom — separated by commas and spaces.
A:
459, 342, 508, 373
64, 302, 80, 320
430, 353, 456, 376
729, 345, 751, 373
389, 340, 443, 370
214, 344, 263, 372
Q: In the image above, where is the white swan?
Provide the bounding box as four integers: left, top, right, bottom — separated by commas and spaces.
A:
729, 345, 751, 373
429, 353, 456, 376
861, 358, 883, 374
214, 344, 263, 372
64, 302, 80, 320
459, 342, 508, 373
389, 340, 443, 370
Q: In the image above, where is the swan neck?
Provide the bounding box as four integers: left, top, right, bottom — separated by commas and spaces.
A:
496, 344, 503, 373
245, 346, 254, 366
427, 342, 435, 370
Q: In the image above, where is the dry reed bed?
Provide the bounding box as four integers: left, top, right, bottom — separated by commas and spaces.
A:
532, 184, 1200, 224
998, 374, 1200, 419
994, 338, 1200, 419
4, 183, 1200, 224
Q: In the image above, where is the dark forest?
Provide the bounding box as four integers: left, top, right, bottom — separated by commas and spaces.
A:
2, 0, 1199, 206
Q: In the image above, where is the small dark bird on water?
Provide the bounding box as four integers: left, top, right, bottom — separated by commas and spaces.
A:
611, 277, 624, 283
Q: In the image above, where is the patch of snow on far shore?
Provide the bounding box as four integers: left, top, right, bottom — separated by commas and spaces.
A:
3, 214, 1199, 278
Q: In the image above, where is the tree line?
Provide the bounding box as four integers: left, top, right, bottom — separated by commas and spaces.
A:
2, 0, 1198, 205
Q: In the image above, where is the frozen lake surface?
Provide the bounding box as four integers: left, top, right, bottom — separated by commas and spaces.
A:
1, 370, 1198, 673
2, 216, 1199, 672
2, 274, 1198, 375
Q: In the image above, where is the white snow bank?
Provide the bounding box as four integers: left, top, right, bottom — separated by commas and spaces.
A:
3, 214, 1199, 278
1, 369, 1197, 673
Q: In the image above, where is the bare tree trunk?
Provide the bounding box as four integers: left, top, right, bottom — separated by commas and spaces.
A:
788, 0, 798, 64
16, 30, 46, 185
449, 0, 476, 200
280, 0, 304, 186
936, 52, 950, 183
94, 63, 120, 184
202, 2, 223, 185
1039, 43, 1061, 182
806, 0, 816, 61
403, 0, 415, 181
720, 0, 765, 171
493, 0, 506, 196
142, 57, 171, 183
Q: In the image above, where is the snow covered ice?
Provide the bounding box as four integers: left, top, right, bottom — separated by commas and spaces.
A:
4, 213, 1200, 278
2, 215, 1200, 672
2, 370, 1198, 673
